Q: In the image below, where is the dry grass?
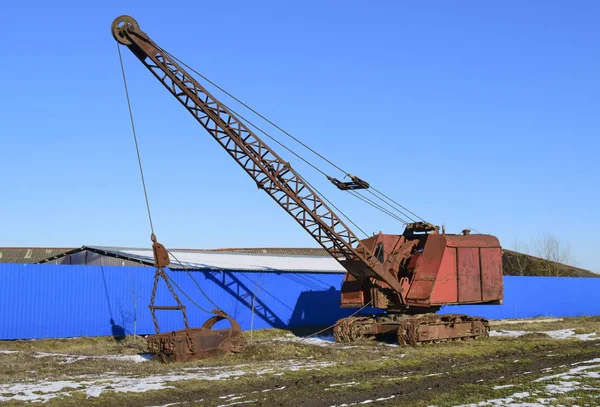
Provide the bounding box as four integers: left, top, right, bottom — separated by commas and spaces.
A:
0, 335, 147, 355
1, 316, 600, 406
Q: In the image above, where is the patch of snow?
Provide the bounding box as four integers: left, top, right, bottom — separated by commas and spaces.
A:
375, 395, 396, 402
217, 400, 256, 407
544, 329, 599, 341
32, 352, 152, 364
572, 358, 600, 366
489, 329, 600, 341
329, 394, 398, 407
0, 380, 81, 403
0, 359, 328, 403
329, 381, 359, 387
535, 361, 600, 382
545, 380, 581, 394
0, 350, 19, 354
272, 334, 336, 347
493, 384, 514, 390
451, 395, 544, 406
146, 402, 197, 407
489, 330, 530, 338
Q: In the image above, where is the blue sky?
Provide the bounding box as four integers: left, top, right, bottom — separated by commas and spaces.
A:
1, 1, 598, 272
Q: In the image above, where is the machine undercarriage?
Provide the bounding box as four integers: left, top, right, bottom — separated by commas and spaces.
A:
333, 314, 489, 345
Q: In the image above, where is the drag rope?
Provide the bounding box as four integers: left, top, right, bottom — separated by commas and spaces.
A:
167, 249, 224, 313
301, 300, 373, 341
117, 44, 155, 235
118, 44, 224, 317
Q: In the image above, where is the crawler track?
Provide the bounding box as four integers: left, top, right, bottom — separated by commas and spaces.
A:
333, 314, 489, 345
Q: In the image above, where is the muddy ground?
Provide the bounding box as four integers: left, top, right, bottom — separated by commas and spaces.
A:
1, 317, 599, 406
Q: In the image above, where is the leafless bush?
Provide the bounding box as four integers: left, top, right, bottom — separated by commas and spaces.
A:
534, 234, 575, 277
507, 240, 532, 276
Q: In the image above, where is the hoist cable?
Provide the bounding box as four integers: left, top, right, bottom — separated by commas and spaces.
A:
225, 105, 415, 225
298, 174, 370, 239
152, 42, 349, 176
368, 186, 427, 223
152, 42, 428, 224
143, 39, 427, 228
347, 190, 409, 224
356, 189, 417, 223
229, 104, 415, 226
223, 102, 328, 178
117, 44, 156, 235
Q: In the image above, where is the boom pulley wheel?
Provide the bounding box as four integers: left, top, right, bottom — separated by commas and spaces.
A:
112, 15, 140, 45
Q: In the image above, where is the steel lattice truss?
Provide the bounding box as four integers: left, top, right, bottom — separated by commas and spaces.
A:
123, 31, 376, 278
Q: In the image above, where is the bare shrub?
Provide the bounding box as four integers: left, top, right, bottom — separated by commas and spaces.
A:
534, 234, 575, 277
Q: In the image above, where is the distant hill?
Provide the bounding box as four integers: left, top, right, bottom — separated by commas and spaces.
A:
502, 249, 597, 277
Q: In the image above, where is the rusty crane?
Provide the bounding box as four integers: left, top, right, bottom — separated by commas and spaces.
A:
112, 15, 503, 358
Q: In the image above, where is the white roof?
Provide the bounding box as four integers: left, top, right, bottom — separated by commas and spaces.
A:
88, 246, 346, 273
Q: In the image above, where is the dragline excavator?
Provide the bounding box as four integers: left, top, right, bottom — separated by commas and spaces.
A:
112, 16, 504, 350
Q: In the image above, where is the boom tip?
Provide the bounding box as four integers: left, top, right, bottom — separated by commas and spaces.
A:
112, 15, 140, 45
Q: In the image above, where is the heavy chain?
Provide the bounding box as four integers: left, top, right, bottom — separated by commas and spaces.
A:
148, 268, 161, 334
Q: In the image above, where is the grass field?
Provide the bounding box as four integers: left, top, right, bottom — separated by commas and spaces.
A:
0, 317, 599, 406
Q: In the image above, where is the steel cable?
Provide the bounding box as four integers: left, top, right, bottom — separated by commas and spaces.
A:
119, 44, 225, 317
117, 44, 156, 235
347, 190, 409, 224
297, 174, 369, 239
301, 300, 373, 340
161, 268, 215, 314
147, 39, 428, 224
167, 249, 224, 313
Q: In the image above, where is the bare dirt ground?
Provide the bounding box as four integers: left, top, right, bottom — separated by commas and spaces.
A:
0, 316, 599, 407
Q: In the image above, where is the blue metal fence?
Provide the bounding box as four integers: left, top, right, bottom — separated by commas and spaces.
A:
0, 264, 598, 340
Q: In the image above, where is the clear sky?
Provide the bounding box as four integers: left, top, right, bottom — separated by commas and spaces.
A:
1, 1, 598, 272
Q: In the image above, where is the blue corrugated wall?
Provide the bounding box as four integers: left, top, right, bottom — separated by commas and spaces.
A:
0, 264, 598, 340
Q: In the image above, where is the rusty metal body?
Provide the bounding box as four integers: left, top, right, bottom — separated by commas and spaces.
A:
111, 15, 504, 347
336, 224, 503, 344
147, 312, 246, 362
340, 224, 504, 311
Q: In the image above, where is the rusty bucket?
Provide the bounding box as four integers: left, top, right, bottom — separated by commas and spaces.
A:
147, 311, 247, 362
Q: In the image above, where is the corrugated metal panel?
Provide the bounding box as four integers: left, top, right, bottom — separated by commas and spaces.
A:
0, 248, 75, 264
43, 251, 147, 268
442, 275, 600, 319
206, 248, 329, 257
2, 264, 600, 340
0, 264, 355, 339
